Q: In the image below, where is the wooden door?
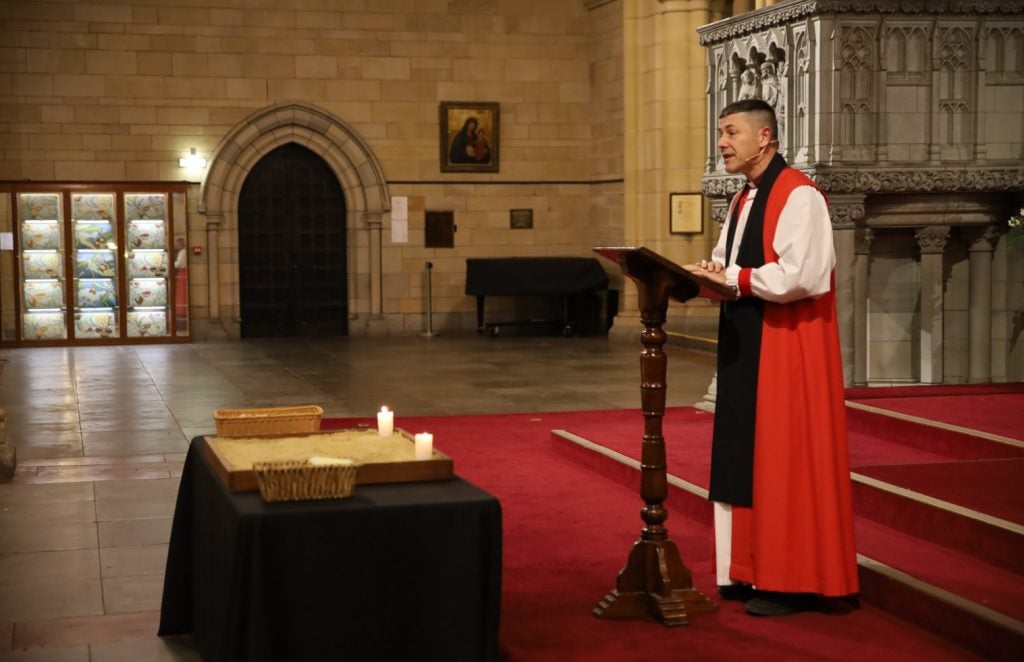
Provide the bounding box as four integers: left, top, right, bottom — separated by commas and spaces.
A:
238, 143, 348, 338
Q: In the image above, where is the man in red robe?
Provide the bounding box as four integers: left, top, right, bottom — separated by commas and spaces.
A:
688, 99, 859, 616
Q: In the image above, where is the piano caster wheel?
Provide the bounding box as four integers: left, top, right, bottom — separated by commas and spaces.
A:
490, 326, 501, 337
562, 325, 575, 337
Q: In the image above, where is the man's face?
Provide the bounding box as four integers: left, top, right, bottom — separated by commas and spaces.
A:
717, 112, 769, 176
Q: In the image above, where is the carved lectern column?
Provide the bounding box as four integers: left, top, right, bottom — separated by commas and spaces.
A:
593, 247, 716, 626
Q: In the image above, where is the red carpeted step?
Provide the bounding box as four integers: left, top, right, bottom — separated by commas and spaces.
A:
857, 459, 1024, 526
546, 405, 1024, 660
845, 383, 1024, 442
845, 405, 1024, 461
853, 461, 1024, 575
551, 429, 1024, 660
855, 518, 1024, 622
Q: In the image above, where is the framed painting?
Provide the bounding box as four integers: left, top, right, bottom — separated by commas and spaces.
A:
669, 192, 704, 234
440, 101, 499, 173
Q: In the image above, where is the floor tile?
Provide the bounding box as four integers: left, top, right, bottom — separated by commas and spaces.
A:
11, 611, 159, 652
0, 578, 103, 622
101, 575, 164, 614
0, 523, 97, 555
0, 549, 100, 586
0, 484, 93, 507
95, 498, 175, 522
97, 519, 171, 548
19, 466, 175, 485
89, 635, 200, 662
93, 479, 180, 502
0, 501, 95, 528
0, 645, 89, 661
99, 545, 167, 578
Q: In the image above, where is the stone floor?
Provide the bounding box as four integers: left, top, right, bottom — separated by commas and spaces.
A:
0, 334, 717, 660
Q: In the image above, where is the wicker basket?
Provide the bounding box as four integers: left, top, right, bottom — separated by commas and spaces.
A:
252, 459, 359, 502
213, 405, 323, 437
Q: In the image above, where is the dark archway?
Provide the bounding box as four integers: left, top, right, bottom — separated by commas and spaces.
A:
238, 143, 348, 337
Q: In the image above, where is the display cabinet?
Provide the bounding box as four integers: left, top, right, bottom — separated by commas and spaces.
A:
19, 193, 67, 340
3, 184, 189, 346
72, 192, 119, 339
124, 193, 171, 338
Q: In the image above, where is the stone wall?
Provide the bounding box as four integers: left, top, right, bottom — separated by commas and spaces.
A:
0, 0, 627, 336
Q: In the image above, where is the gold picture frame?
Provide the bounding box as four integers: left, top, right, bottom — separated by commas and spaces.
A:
669, 192, 704, 234
440, 101, 499, 173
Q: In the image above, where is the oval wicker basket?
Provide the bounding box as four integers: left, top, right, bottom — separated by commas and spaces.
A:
252, 459, 359, 502
214, 405, 323, 437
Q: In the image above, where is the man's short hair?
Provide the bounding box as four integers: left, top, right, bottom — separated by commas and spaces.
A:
719, 99, 778, 141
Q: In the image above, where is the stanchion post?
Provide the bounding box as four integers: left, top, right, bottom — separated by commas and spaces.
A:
420, 261, 438, 338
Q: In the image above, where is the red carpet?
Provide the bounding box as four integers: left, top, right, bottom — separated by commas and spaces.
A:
323, 414, 977, 661
846, 384, 1024, 441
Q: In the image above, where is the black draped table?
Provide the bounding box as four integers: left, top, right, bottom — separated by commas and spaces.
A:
465, 257, 610, 336
159, 437, 502, 662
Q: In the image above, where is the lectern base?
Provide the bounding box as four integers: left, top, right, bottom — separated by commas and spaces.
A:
592, 538, 716, 626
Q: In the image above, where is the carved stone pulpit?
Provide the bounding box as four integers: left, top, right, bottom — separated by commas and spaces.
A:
591, 247, 732, 626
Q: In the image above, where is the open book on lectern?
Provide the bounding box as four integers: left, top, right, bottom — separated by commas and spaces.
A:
593, 246, 738, 303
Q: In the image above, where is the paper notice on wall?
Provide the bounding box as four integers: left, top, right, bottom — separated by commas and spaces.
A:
391, 196, 408, 243
0, 232, 12, 250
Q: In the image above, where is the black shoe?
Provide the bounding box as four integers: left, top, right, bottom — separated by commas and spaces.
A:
717, 583, 755, 601
745, 592, 818, 617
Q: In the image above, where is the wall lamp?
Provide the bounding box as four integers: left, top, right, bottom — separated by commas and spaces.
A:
178, 147, 208, 169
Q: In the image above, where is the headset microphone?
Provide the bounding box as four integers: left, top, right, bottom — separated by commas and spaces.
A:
742, 138, 780, 163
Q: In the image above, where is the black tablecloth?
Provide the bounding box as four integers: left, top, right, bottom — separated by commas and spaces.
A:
159, 438, 502, 662
465, 257, 609, 296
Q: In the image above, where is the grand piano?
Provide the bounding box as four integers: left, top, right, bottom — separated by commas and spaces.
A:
464, 257, 611, 336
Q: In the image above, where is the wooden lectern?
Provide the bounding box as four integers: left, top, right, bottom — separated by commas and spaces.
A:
591, 246, 734, 626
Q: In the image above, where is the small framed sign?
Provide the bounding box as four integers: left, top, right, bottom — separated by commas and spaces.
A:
669, 193, 704, 234
509, 209, 533, 229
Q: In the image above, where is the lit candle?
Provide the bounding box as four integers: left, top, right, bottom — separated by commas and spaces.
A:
414, 432, 433, 460
377, 406, 394, 436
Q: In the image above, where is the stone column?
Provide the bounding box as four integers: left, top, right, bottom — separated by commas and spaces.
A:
915, 226, 949, 384
204, 214, 229, 339
829, 195, 864, 386
966, 226, 1000, 383
853, 228, 874, 386
364, 211, 387, 336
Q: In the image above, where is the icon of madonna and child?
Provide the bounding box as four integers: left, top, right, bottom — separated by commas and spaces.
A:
442, 103, 499, 172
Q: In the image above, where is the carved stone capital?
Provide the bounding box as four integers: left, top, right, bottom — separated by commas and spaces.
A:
828, 194, 867, 229
964, 225, 1002, 253
363, 211, 383, 227
809, 168, 1024, 195
701, 175, 746, 199
697, 0, 1024, 45
915, 226, 950, 254
710, 199, 731, 225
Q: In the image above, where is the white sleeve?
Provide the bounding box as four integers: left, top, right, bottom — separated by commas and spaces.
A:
747, 185, 835, 303
710, 192, 740, 267
711, 223, 727, 266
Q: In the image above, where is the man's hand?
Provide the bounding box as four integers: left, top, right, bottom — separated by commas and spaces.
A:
685, 260, 726, 283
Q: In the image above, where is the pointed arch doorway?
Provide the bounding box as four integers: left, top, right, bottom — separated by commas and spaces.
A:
238, 142, 348, 338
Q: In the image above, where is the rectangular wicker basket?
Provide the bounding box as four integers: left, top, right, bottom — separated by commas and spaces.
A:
213, 405, 323, 437
252, 459, 359, 502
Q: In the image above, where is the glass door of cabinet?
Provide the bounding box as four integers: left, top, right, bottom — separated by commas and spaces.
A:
125, 193, 171, 337
18, 193, 67, 340
71, 193, 119, 339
